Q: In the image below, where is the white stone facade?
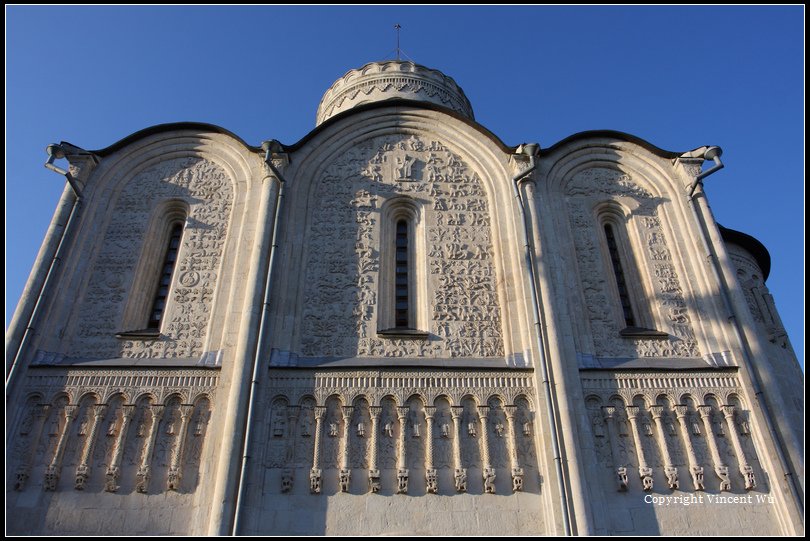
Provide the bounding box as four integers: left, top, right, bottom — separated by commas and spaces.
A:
6, 61, 804, 535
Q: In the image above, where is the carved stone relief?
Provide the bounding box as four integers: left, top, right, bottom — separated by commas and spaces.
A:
565, 168, 700, 358
68, 157, 233, 360
262, 369, 537, 495
300, 134, 503, 359
11, 368, 215, 495
581, 371, 766, 494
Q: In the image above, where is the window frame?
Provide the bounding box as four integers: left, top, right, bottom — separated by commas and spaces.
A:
377, 197, 427, 336
119, 200, 188, 336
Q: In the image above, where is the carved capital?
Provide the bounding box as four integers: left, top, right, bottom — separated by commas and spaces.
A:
64, 405, 79, 420
601, 406, 617, 420
92, 404, 109, 420
451, 406, 464, 420
396, 406, 409, 421
648, 405, 665, 419
341, 406, 354, 421
287, 405, 300, 422
149, 405, 165, 422
697, 405, 713, 419
478, 405, 490, 418
504, 405, 517, 420
368, 406, 382, 420
624, 406, 640, 419
424, 406, 436, 420
673, 405, 689, 418
179, 404, 195, 421
720, 405, 736, 419
314, 406, 327, 421
35, 404, 51, 419
121, 405, 137, 420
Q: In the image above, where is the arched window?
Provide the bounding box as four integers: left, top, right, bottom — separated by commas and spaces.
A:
119, 201, 188, 337
603, 223, 636, 328
597, 205, 666, 337
378, 198, 427, 337
147, 222, 184, 329
394, 219, 410, 328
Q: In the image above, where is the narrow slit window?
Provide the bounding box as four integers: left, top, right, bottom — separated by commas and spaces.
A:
148, 223, 183, 329
604, 223, 636, 328
394, 219, 409, 328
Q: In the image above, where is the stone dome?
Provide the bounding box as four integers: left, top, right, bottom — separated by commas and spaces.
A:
316, 60, 475, 126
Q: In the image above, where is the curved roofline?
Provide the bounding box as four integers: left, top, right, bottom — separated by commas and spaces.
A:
286, 97, 515, 155
718, 224, 771, 281
78, 108, 695, 166
539, 130, 683, 159
81, 121, 260, 157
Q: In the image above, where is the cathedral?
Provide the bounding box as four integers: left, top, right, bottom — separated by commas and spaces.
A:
5, 60, 804, 535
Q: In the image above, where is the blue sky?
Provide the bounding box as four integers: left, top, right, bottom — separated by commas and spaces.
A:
6, 6, 804, 364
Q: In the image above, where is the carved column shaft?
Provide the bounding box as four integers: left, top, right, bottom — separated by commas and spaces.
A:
478, 406, 491, 468
721, 405, 756, 489
105, 405, 136, 492
136, 405, 165, 492
625, 406, 653, 491
674, 406, 699, 467
287, 407, 300, 465
451, 407, 463, 470
674, 405, 704, 490
425, 408, 435, 471
109, 406, 136, 469
368, 407, 381, 472
505, 406, 519, 470
49, 406, 78, 468
602, 406, 628, 491
396, 408, 408, 471
624, 407, 648, 469
15, 405, 50, 490
340, 407, 353, 471
312, 407, 326, 471
78, 405, 107, 466
698, 406, 725, 466
698, 405, 731, 491
169, 404, 194, 484
650, 406, 678, 489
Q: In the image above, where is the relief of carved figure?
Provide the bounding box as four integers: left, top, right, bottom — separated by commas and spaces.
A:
357, 422, 365, 438
441, 423, 450, 438
617, 466, 629, 491
384, 421, 394, 438
18, 408, 35, 436
716, 466, 731, 491
665, 466, 679, 490
106, 416, 118, 437
329, 422, 339, 437
310, 468, 322, 494
426, 468, 438, 494
640, 467, 654, 491
511, 467, 524, 493
281, 469, 293, 493
44, 465, 59, 491
412, 420, 420, 438
136, 465, 151, 493
369, 469, 381, 493
468, 422, 477, 437
74, 464, 89, 490
167, 466, 181, 491
48, 415, 60, 437
495, 422, 505, 438
14, 466, 29, 492
300, 413, 313, 437
742, 465, 756, 490
105, 465, 121, 493
395, 155, 416, 179
738, 418, 751, 436
397, 468, 409, 494
454, 468, 467, 493
690, 465, 705, 491
339, 468, 351, 492
691, 417, 702, 436
522, 421, 531, 437
483, 467, 496, 494
591, 415, 605, 438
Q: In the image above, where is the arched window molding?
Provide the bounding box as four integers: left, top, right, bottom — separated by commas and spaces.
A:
378, 197, 428, 337
595, 203, 667, 338
118, 200, 189, 337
